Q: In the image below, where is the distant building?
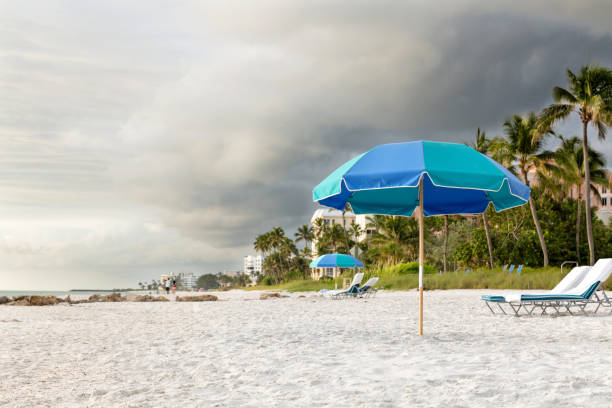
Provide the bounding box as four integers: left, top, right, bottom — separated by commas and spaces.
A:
222, 270, 242, 278
310, 208, 375, 257
161, 272, 197, 289
528, 166, 612, 226
178, 271, 197, 289
243, 255, 264, 282
595, 182, 612, 226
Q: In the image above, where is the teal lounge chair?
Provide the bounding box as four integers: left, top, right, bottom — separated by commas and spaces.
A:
482, 260, 612, 316
329, 272, 364, 299
357, 277, 379, 298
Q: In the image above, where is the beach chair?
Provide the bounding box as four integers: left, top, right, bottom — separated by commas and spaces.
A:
482, 259, 612, 317
517, 265, 523, 275
502, 264, 508, 273
329, 272, 364, 299
482, 265, 591, 315
357, 277, 379, 298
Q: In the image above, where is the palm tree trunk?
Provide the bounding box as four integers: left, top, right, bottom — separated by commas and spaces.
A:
523, 170, 548, 267
528, 197, 549, 267
582, 121, 595, 265
341, 211, 350, 254
576, 191, 581, 264
482, 211, 494, 269
443, 215, 448, 273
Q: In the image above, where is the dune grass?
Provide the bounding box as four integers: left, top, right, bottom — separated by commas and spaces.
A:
250, 265, 612, 292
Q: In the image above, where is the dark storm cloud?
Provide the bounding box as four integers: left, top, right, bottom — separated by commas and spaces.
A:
117, 7, 612, 254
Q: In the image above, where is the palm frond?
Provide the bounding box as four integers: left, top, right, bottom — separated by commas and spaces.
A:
538, 104, 573, 132
552, 86, 577, 103
595, 119, 608, 141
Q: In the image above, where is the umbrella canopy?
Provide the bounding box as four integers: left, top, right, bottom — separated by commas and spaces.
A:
310, 253, 364, 268
312, 140, 530, 336
313, 140, 529, 216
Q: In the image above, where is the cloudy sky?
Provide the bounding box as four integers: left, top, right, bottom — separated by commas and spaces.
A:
1, 1, 612, 289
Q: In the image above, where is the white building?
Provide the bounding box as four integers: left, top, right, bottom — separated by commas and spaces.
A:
162, 272, 197, 289
310, 208, 375, 256
243, 255, 264, 281
178, 271, 197, 290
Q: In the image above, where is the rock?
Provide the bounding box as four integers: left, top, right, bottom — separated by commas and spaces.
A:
8, 299, 30, 306
5, 295, 60, 306
175, 295, 218, 302
298, 295, 306, 298
259, 293, 289, 300
28, 295, 60, 306
0, 296, 9, 305
133, 295, 169, 302
153, 296, 169, 302
87, 292, 125, 303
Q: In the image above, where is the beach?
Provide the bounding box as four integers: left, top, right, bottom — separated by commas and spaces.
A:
1, 289, 611, 407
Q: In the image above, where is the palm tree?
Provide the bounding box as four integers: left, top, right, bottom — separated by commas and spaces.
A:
349, 223, 363, 258
490, 112, 552, 266
472, 127, 489, 153
294, 224, 314, 249
268, 227, 287, 252
365, 214, 386, 233
341, 204, 352, 254
366, 216, 418, 265
541, 136, 609, 263
469, 127, 494, 269
539, 65, 612, 265
254, 232, 272, 255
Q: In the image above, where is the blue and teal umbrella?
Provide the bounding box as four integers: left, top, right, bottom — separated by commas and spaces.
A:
309, 253, 364, 268
313, 141, 529, 215
312, 141, 530, 335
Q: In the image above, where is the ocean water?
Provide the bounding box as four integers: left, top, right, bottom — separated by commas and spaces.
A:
0, 290, 126, 298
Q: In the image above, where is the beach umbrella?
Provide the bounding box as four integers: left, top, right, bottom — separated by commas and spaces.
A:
312, 140, 530, 335
309, 253, 364, 268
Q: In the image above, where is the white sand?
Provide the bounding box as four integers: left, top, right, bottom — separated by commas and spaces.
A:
1, 289, 611, 407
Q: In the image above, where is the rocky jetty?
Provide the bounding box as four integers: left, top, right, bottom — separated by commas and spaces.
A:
4, 295, 62, 306
175, 294, 218, 302
133, 295, 169, 302
87, 292, 126, 303
259, 293, 289, 300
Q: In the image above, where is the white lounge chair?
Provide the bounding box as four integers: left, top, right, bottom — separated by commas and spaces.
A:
482, 259, 612, 316
357, 277, 379, 298
328, 272, 364, 299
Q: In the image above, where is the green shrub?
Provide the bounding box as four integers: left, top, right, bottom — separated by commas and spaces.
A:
261, 276, 274, 286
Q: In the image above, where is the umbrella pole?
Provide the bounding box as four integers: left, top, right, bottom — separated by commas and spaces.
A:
418, 177, 424, 336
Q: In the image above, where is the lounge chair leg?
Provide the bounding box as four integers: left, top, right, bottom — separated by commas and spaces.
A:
509, 303, 521, 317
496, 303, 507, 315
485, 301, 496, 314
